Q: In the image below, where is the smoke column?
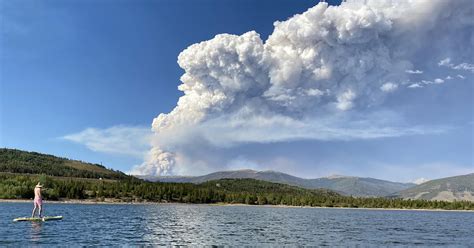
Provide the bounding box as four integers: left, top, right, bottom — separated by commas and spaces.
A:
131, 0, 473, 175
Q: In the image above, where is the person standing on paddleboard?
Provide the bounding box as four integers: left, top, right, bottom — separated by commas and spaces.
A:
31, 182, 43, 218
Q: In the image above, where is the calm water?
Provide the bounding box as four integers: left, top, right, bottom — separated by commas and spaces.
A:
1, 203, 473, 246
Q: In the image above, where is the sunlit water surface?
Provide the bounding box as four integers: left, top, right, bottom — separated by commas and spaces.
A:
1, 203, 472, 246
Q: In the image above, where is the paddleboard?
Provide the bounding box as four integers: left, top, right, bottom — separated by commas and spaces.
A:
13, 216, 63, 222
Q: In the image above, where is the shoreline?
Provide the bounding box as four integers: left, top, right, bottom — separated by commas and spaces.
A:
1, 199, 473, 212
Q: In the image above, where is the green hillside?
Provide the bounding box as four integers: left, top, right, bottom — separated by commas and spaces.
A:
1, 148, 473, 210
2, 173, 472, 210
0, 172, 342, 205
0, 148, 129, 180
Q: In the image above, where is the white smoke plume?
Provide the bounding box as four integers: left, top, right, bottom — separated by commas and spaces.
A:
131, 0, 474, 175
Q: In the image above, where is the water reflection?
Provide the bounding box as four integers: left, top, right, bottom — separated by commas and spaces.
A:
141, 205, 349, 245
142, 205, 216, 245
1, 203, 473, 246
30, 222, 43, 242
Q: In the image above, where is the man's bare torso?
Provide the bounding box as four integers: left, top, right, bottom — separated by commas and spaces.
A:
34, 187, 42, 199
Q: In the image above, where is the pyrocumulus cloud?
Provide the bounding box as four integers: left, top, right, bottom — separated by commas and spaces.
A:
130, 0, 473, 175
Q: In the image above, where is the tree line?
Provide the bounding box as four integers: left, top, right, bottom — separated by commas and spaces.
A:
1, 173, 473, 210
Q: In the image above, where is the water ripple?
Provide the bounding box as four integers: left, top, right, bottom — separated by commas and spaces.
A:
1, 203, 473, 246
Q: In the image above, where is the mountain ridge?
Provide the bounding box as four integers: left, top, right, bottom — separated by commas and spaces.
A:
3, 148, 471, 202
391, 173, 474, 202
137, 169, 416, 197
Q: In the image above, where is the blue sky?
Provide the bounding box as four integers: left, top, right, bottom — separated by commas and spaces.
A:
1, 0, 473, 182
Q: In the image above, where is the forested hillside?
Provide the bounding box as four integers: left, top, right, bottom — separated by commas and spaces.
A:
1, 148, 473, 210
1, 173, 473, 210
0, 148, 129, 180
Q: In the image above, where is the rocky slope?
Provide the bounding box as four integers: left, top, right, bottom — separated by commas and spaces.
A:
391, 173, 474, 202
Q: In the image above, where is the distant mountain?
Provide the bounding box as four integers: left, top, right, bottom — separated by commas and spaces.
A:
305, 176, 415, 197
138, 169, 415, 197
0, 148, 130, 180
391, 173, 474, 202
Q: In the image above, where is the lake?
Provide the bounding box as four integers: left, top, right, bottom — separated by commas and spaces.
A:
1, 202, 473, 246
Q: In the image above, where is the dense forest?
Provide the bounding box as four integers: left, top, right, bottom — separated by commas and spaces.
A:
1, 148, 473, 210
1, 173, 473, 210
